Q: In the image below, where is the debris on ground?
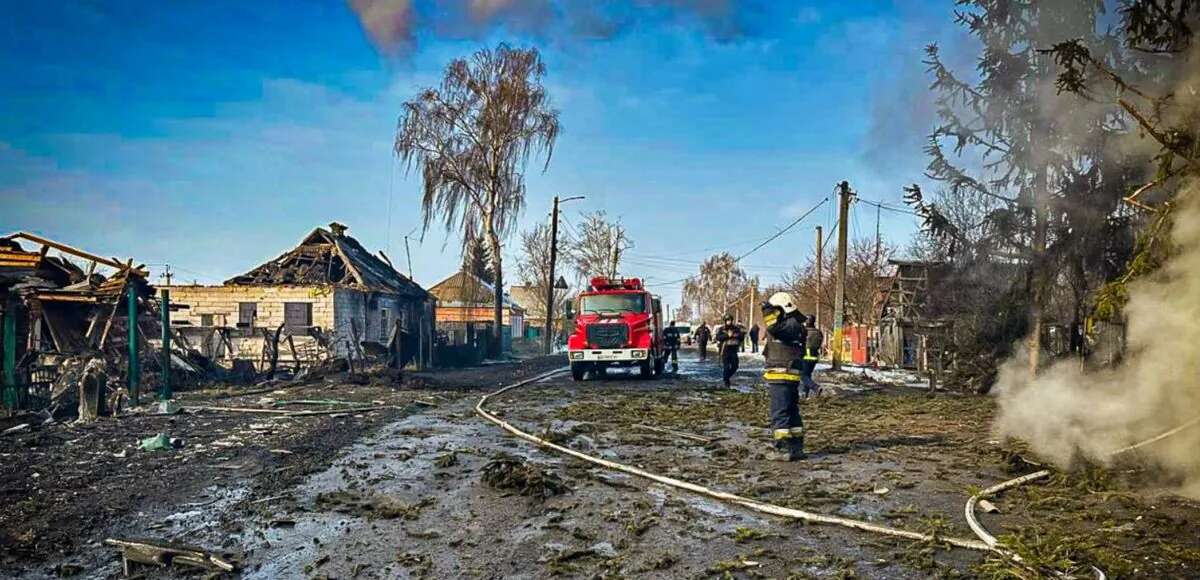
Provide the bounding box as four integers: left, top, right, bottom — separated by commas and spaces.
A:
482, 454, 571, 501
104, 537, 237, 575
316, 491, 430, 520
2, 423, 29, 436
138, 433, 182, 451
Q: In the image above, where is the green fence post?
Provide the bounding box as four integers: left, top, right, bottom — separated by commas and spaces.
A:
2, 308, 17, 410
127, 284, 139, 406
160, 288, 171, 400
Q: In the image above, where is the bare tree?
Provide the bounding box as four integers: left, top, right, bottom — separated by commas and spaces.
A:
568, 210, 631, 281
516, 223, 571, 321
396, 44, 560, 354
682, 253, 750, 324
783, 237, 895, 329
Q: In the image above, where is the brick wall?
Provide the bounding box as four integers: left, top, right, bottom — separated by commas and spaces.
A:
167, 285, 335, 367
168, 284, 429, 367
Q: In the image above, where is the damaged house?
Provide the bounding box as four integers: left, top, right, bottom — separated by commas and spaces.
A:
0, 232, 157, 412
428, 270, 525, 355
875, 259, 948, 370
168, 223, 435, 373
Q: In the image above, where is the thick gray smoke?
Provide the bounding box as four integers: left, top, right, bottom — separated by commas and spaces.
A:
994, 180, 1200, 497
347, 0, 757, 53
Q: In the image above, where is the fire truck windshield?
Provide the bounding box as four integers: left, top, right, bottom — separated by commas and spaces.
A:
580, 293, 645, 314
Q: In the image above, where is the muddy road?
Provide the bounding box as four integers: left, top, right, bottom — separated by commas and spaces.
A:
6, 350, 1200, 578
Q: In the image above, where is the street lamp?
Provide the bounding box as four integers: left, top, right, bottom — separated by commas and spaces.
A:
545, 195, 584, 354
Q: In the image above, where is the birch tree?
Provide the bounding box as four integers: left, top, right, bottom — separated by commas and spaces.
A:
396, 44, 560, 354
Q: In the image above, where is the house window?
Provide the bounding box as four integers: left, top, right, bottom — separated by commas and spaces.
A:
200, 314, 214, 327
380, 308, 392, 342
284, 302, 312, 328
238, 302, 257, 327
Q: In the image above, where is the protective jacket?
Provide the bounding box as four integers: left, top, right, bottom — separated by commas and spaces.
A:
761, 306, 806, 382
763, 337, 803, 382
715, 324, 744, 350
663, 326, 681, 348
804, 327, 824, 361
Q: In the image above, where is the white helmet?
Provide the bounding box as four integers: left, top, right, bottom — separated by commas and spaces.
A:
767, 291, 798, 314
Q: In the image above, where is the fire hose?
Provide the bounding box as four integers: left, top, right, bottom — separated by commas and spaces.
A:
962, 415, 1200, 578
478, 368, 1197, 576
477, 368, 995, 551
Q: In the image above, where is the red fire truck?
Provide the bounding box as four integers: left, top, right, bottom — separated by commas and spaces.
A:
566, 277, 667, 381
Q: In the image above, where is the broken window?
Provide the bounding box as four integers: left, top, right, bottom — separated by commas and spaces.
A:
380, 308, 391, 341
284, 302, 312, 328
238, 302, 257, 327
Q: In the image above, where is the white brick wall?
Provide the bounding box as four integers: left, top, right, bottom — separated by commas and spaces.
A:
168, 284, 423, 364
167, 285, 336, 367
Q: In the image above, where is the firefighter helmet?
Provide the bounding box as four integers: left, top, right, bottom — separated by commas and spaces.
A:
767, 292, 798, 315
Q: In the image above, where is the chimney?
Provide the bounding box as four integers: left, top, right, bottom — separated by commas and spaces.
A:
329, 222, 348, 238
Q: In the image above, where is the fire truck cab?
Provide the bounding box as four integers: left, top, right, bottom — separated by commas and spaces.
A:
566, 277, 666, 381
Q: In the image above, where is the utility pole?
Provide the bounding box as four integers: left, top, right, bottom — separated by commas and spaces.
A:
832, 181, 853, 370
544, 196, 561, 355
161, 264, 173, 287
874, 203, 881, 266
544, 195, 584, 354
815, 225, 823, 330
749, 284, 755, 330
404, 235, 414, 280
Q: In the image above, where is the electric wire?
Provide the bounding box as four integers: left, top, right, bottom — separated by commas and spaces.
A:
645, 197, 829, 288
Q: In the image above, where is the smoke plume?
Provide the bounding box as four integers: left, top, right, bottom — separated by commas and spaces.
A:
993, 181, 1200, 497
346, 0, 757, 54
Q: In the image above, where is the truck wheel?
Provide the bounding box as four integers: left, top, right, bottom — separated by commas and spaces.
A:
639, 360, 653, 378
571, 363, 587, 381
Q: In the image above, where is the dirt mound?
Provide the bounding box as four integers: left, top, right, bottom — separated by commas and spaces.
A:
481, 455, 570, 501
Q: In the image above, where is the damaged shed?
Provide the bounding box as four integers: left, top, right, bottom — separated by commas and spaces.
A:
1, 232, 157, 412
168, 223, 435, 373
876, 259, 947, 370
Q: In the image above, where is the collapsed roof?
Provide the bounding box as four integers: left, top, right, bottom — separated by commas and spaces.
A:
225, 223, 429, 299
1, 232, 149, 300
428, 270, 522, 310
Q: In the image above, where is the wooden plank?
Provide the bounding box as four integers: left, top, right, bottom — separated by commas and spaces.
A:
6, 232, 128, 270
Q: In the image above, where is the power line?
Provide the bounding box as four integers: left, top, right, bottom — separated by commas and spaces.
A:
856, 196, 921, 217
735, 198, 828, 262
645, 197, 829, 288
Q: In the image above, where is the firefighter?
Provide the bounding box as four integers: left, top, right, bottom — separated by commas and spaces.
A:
801, 316, 823, 397
663, 320, 682, 373
760, 292, 808, 461
715, 315, 745, 387
694, 321, 712, 361
749, 323, 760, 353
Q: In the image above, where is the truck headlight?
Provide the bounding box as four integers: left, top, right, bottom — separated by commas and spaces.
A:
569, 351, 584, 360
631, 350, 645, 359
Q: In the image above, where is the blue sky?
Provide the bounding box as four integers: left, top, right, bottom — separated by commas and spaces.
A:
1, 1, 971, 309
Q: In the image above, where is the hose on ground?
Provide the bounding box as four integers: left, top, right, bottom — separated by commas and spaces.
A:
476, 368, 993, 552
963, 416, 1200, 578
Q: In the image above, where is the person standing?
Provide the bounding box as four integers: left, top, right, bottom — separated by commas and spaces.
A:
801, 317, 823, 397
760, 292, 807, 461
715, 315, 745, 387
663, 320, 682, 373
749, 323, 760, 353
694, 321, 712, 361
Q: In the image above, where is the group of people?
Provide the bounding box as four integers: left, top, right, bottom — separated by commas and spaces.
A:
668, 294, 823, 462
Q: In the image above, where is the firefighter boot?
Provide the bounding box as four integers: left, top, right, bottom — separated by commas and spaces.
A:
766, 441, 793, 462
788, 436, 807, 461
